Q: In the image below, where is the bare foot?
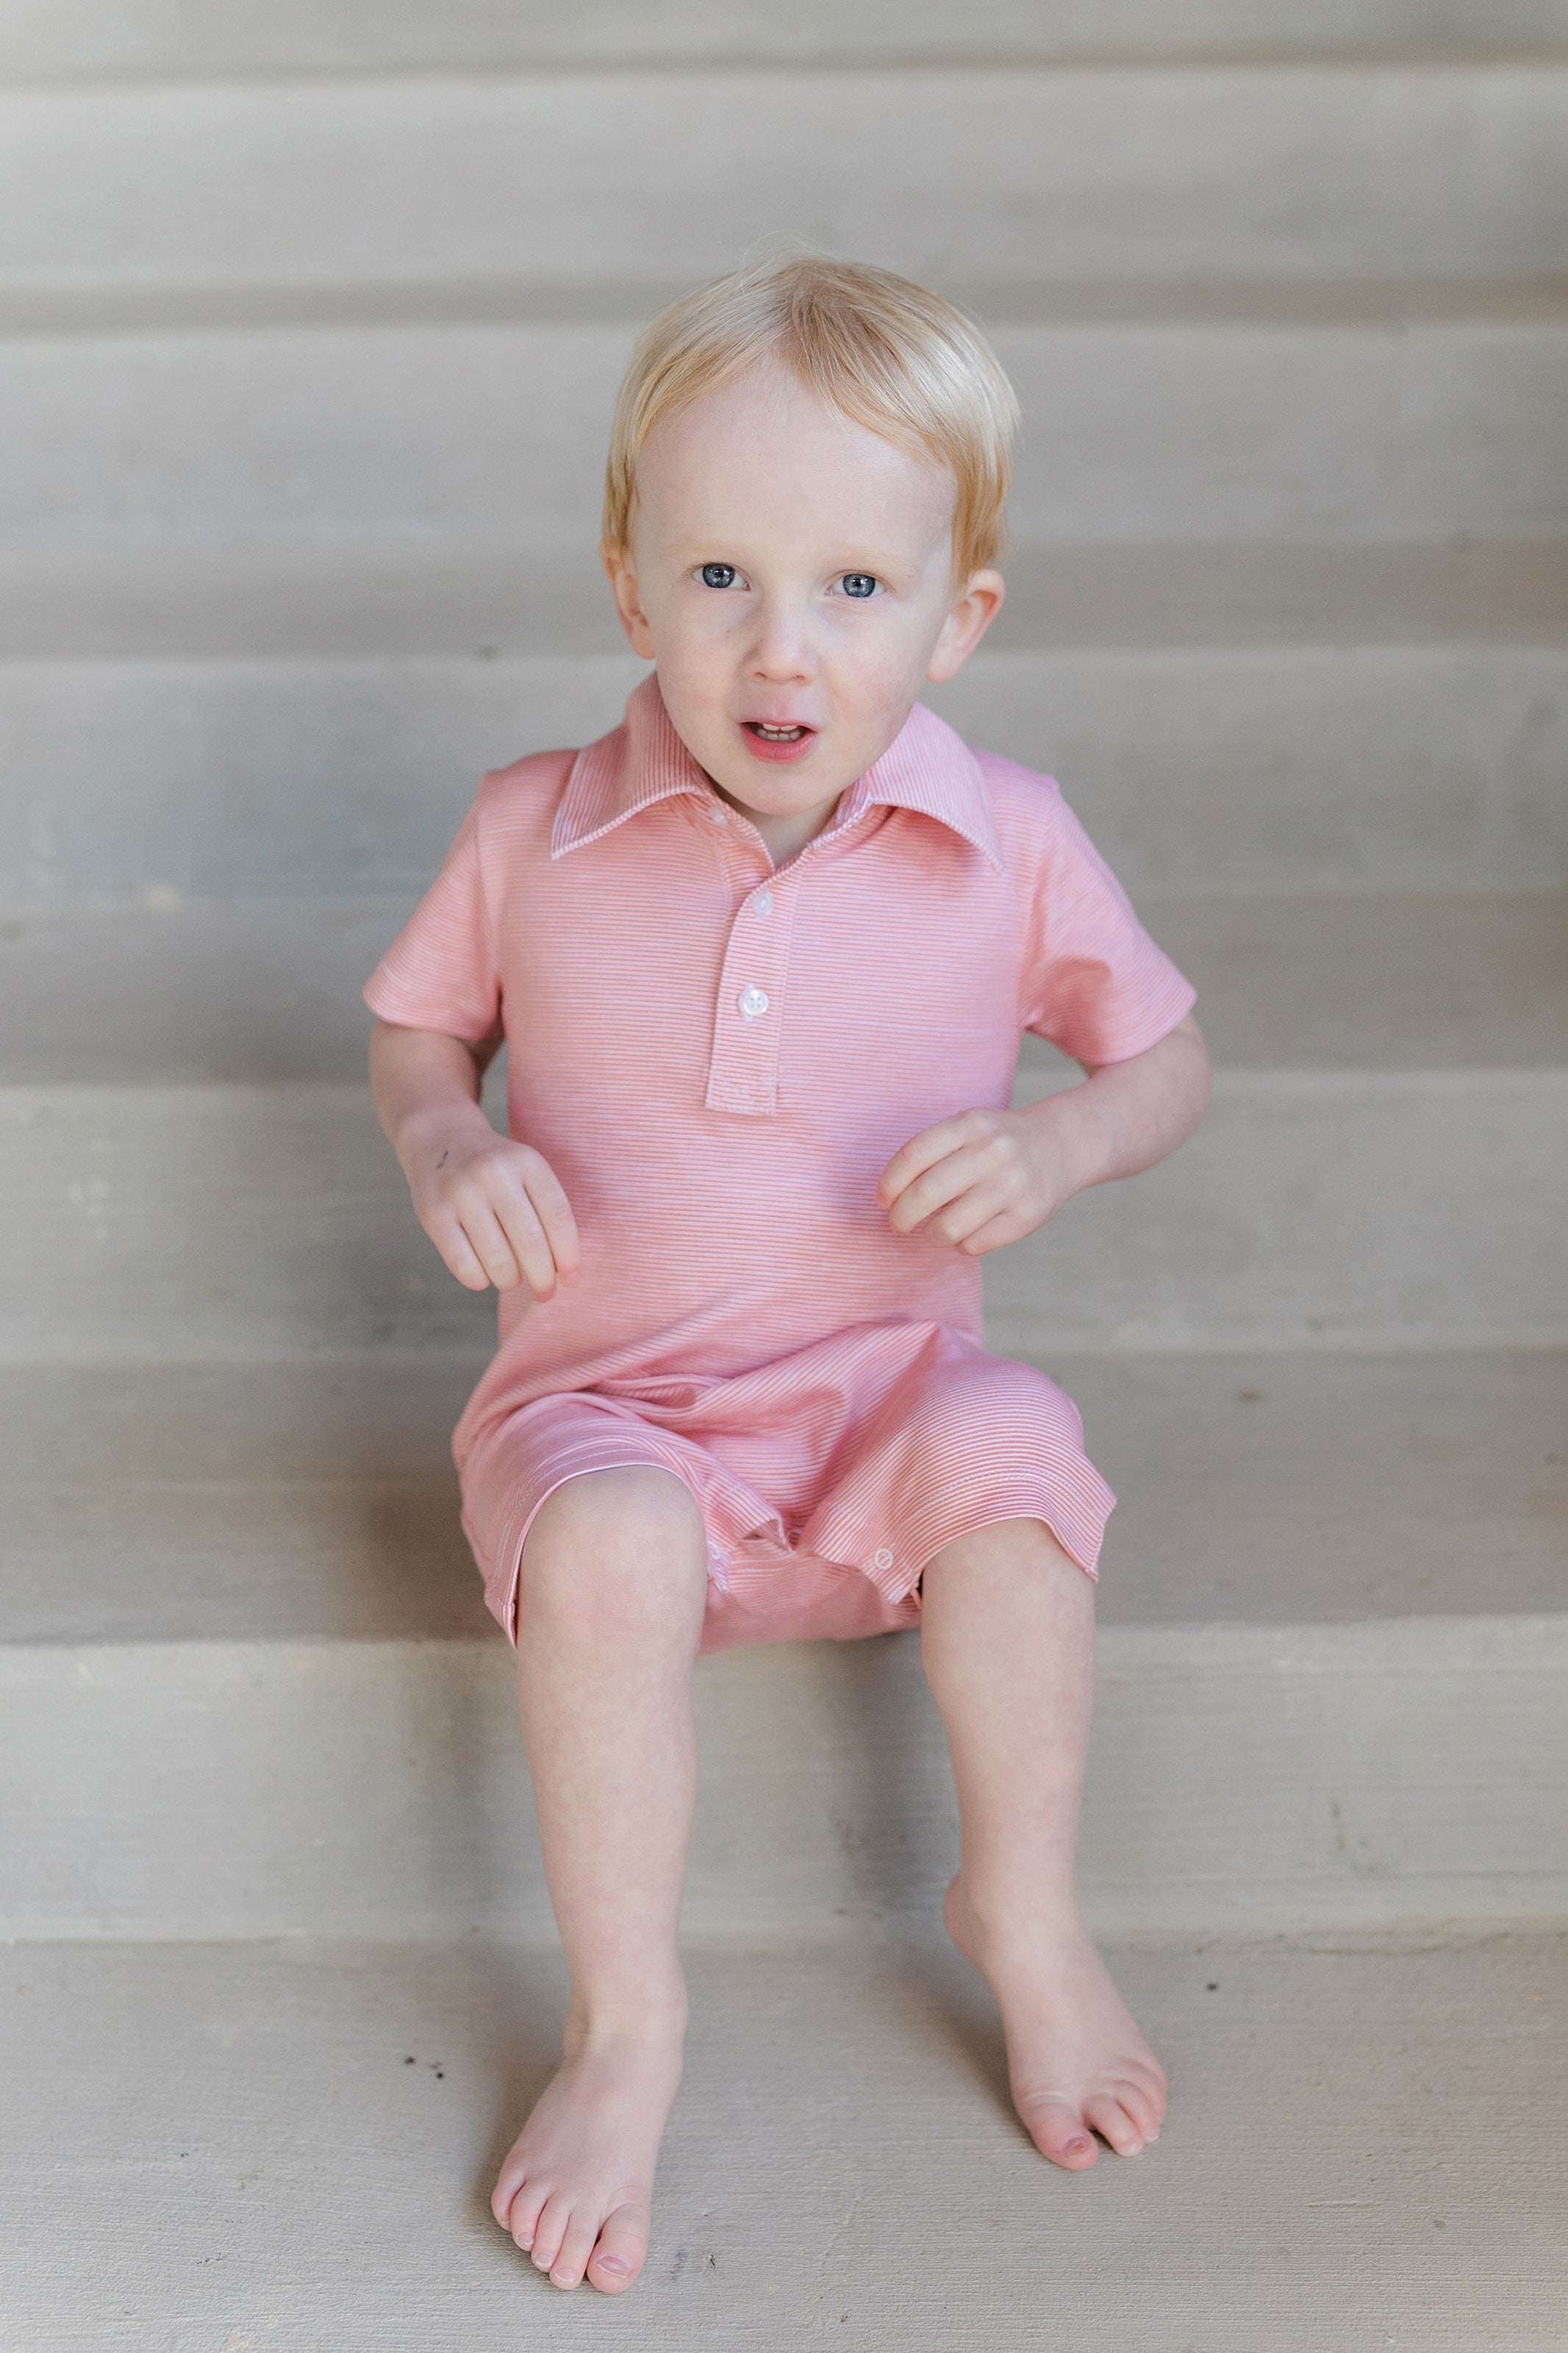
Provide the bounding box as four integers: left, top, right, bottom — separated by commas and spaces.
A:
490, 2015, 684, 2293
945, 1874, 1167, 2170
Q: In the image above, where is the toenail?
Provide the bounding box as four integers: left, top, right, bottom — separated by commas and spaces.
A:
598, 2256, 629, 2276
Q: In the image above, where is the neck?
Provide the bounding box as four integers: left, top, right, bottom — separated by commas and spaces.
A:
705, 777, 844, 868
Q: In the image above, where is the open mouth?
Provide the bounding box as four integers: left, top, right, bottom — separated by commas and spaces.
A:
738, 718, 819, 763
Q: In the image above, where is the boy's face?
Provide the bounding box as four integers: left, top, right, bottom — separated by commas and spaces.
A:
603, 363, 1004, 849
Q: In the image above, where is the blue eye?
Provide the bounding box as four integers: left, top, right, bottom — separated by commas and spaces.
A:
700, 563, 737, 588
840, 573, 877, 599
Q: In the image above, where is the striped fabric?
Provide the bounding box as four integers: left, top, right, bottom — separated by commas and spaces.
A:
364, 673, 1196, 1651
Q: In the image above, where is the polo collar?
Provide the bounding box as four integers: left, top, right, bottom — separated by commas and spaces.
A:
552, 671, 1002, 871
836, 696, 1003, 870
551, 673, 708, 857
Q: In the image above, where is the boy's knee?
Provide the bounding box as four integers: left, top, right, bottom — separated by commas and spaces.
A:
518, 1466, 708, 1639
924, 1514, 1086, 1593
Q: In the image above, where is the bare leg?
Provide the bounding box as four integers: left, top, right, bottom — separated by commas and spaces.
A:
921, 1517, 1167, 2168
489, 1467, 709, 2291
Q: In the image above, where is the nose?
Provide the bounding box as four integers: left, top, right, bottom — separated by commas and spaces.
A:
747, 597, 815, 685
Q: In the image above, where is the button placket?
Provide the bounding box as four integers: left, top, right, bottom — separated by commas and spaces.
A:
704, 874, 797, 1115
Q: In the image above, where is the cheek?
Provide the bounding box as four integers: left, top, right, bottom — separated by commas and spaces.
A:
825, 628, 928, 725
641, 603, 732, 696
643, 626, 740, 756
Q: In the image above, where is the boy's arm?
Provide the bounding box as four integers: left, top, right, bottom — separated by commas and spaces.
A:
877, 1012, 1211, 1260
369, 1017, 580, 1298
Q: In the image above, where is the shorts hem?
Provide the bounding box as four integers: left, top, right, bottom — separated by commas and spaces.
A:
458, 1340, 1117, 1652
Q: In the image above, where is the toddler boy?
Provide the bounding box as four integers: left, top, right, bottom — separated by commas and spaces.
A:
365, 255, 1211, 2296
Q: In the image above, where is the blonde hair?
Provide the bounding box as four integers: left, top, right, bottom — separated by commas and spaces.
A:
603, 254, 1020, 580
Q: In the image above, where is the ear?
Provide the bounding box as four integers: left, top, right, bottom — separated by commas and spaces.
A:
926, 568, 1006, 685
601, 542, 656, 660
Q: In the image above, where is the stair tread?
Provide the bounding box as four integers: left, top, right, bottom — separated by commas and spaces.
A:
8, 273, 1568, 339
8, 643, 1564, 901
5, 66, 1567, 295
1, 891, 1562, 1083
3, 1071, 1561, 1358
4, 542, 1564, 660
8, 0, 1568, 82
3, 1349, 1561, 1645
4, 1925, 1564, 2348
7, 327, 1564, 563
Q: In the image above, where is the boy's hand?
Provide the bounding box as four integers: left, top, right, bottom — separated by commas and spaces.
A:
877, 1019, 1213, 1257
404, 1117, 581, 1299
877, 1104, 1081, 1258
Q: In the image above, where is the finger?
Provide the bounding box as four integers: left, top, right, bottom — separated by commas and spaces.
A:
923, 1181, 1021, 1249
878, 1115, 992, 1209
956, 1207, 1026, 1257
456, 1202, 524, 1292
490, 1191, 561, 1299
886, 1141, 1008, 1235
518, 1155, 582, 1286
428, 1213, 495, 1292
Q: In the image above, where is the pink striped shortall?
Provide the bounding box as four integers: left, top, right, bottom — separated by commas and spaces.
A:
364, 674, 1196, 1653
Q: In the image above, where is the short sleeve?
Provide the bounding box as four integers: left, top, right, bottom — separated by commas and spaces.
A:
1020, 788, 1197, 1065
362, 797, 503, 1041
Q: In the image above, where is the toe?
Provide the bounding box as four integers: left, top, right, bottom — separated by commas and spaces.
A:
1114, 2075, 1164, 2140
507, 2179, 548, 2254
491, 2151, 528, 2229
529, 2192, 570, 2276
587, 2200, 651, 2294
1125, 2053, 1168, 2107
548, 2209, 600, 2291
1084, 2090, 1145, 2155
1018, 2095, 1099, 2169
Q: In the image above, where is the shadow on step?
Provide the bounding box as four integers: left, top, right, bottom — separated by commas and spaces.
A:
690, 1628, 959, 1931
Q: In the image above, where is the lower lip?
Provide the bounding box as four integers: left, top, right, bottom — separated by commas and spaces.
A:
740, 722, 818, 765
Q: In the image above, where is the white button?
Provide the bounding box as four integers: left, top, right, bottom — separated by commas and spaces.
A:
753, 888, 773, 918
873, 1546, 895, 1571
711, 804, 729, 824
737, 985, 770, 1021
